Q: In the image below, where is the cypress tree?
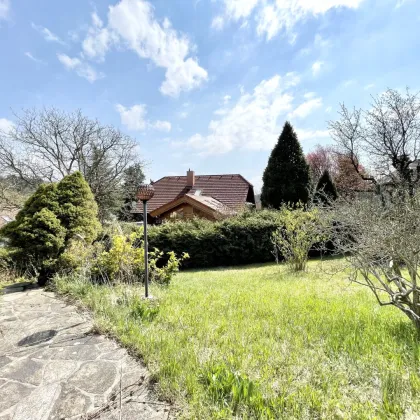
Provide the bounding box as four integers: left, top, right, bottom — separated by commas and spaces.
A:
314, 169, 338, 205
261, 122, 311, 208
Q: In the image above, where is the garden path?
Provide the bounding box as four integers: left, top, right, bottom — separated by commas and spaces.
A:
0, 285, 171, 420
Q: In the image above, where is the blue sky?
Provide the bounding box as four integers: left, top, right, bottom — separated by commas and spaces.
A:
0, 0, 419, 192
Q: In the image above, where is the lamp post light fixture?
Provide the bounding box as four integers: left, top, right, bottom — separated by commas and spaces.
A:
137, 184, 155, 298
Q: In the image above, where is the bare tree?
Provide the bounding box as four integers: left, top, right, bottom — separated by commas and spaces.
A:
0, 179, 24, 212
0, 107, 141, 219
325, 191, 420, 334
306, 144, 337, 182
0, 175, 35, 212
329, 88, 420, 195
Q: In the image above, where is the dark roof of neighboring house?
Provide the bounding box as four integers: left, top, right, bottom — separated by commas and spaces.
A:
134, 174, 255, 214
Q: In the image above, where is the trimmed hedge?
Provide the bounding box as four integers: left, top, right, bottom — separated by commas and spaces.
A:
148, 211, 284, 269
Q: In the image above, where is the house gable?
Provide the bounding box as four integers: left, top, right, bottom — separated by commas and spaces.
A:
134, 170, 255, 216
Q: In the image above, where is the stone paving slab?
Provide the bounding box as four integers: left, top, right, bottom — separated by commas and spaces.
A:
0, 287, 172, 419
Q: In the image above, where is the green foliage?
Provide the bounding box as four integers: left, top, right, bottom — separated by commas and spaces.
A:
314, 169, 338, 205
0, 247, 12, 270
3, 208, 66, 272
93, 232, 188, 285
56, 171, 101, 243
119, 163, 145, 221
148, 210, 285, 269
200, 363, 271, 418
13, 183, 60, 220
94, 233, 145, 282
83, 146, 124, 222
272, 204, 324, 271
0, 172, 100, 280
128, 294, 160, 322
57, 239, 98, 273
149, 250, 190, 285
15, 208, 66, 256
261, 121, 311, 208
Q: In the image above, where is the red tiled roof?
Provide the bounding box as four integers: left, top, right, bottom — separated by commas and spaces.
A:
134, 174, 254, 214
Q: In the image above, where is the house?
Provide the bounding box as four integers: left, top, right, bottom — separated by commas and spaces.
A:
133, 170, 255, 222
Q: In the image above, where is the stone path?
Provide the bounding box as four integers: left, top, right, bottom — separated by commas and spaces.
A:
0, 286, 172, 419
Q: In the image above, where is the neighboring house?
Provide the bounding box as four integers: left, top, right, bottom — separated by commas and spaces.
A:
133, 170, 255, 222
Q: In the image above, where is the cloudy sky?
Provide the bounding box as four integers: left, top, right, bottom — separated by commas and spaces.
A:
0, 0, 419, 191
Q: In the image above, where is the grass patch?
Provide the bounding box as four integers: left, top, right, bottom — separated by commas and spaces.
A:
53, 260, 420, 419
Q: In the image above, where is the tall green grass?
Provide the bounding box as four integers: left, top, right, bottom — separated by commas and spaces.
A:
54, 260, 420, 419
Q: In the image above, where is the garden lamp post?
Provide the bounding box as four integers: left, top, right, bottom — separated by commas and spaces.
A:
137, 184, 155, 298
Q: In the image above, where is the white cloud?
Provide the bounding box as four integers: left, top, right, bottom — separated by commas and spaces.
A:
172, 72, 302, 155
343, 79, 356, 87
298, 34, 332, 57
211, 15, 225, 30
0, 118, 14, 134
0, 0, 10, 20
116, 104, 171, 132
81, 0, 208, 97
289, 96, 323, 119
31, 23, 65, 44
211, 0, 364, 41
296, 129, 330, 142
225, 0, 260, 20
24, 52, 45, 64
395, 0, 410, 8
325, 106, 333, 113
151, 120, 172, 132
223, 95, 231, 104
82, 12, 114, 62
364, 83, 375, 90
57, 54, 104, 83
116, 104, 147, 131
256, 0, 365, 41
178, 102, 191, 119
314, 34, 332, 49
312, 60, 324, 76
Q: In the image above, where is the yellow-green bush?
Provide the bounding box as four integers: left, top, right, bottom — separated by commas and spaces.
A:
272, 204, 325, 271
92, 232, 189, 285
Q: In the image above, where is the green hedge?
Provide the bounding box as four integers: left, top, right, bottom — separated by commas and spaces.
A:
148, 211, 284, 269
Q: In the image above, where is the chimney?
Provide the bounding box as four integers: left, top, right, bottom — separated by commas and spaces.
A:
186, 169, 195, 188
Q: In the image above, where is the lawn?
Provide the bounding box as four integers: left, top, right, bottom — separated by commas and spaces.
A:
54, 260, 420, 419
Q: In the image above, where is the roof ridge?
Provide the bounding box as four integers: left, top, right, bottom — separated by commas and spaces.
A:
156, 173, 246, 179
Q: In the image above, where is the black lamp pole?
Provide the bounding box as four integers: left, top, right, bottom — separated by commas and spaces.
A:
137, 184, 155, 299
143, 200, 149, 298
